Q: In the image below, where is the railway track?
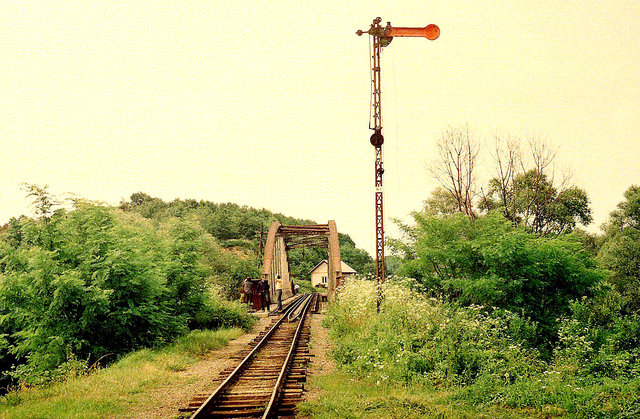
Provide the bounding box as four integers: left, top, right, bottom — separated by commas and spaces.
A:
180, 293, 318, 418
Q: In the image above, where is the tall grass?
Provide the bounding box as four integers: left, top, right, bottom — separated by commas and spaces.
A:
298, 370, 546, 419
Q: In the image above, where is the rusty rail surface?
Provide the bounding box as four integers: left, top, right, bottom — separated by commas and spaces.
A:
262, 292, 315, 418
184, 293, 316, 418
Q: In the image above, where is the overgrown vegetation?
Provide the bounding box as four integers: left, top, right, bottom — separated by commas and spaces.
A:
118, 192, 374, 285
305, 129, 640, 417
392, 211, 603, 353
3, 128, 637, 417
317, 278, 640, 417
0, 187, 372, 392
0, 191, 254, 389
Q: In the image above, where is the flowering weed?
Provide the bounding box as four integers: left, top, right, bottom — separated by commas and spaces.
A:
321, 278, 640, 417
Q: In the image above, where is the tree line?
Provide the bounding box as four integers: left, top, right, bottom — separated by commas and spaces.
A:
118, 192, 374, 282
391, 126, 639, 362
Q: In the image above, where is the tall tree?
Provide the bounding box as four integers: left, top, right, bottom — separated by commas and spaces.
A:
480, 138, 591, 235
598, 185, 640, 312
429, 126, 479, 219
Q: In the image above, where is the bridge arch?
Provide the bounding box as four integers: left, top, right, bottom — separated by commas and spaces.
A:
261, 220, 343, 301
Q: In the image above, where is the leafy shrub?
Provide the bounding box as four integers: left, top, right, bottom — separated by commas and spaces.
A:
0, 201, 253, 387
394, 211, 604, 350
8, 354, 88, 387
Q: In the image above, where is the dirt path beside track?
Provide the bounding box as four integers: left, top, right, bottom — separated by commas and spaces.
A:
301, 310, 336, 406
131, 314, 273, 418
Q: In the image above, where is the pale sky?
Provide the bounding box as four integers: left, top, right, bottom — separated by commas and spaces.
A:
2, 1, 639, 254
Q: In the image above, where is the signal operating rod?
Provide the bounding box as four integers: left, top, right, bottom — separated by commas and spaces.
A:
356, 18, 439, 308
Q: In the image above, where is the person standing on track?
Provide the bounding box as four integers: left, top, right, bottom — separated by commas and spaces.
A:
275, 274, 283, 311
258, 277, 270, 312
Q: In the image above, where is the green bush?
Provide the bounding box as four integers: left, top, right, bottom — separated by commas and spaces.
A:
191, 292, 255, 331
293, 278, 316, 294
8, 354, 89, 387
553, 290, 640, 383
597, 185, 640, 313
394, 211, 604, 350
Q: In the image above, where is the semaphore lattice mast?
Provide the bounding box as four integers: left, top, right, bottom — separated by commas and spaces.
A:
356, 17, 439, 310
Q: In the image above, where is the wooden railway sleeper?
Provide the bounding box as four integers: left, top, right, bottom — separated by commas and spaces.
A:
188, 294, 315, 418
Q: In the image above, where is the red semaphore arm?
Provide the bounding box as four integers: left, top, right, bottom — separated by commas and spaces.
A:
388, 24, 440, 40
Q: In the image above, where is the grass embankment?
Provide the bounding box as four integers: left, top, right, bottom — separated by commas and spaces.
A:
299, 371, 537, 418
0, 328, 243, 418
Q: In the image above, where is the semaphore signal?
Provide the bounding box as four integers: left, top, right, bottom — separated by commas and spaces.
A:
356, 17, 439, 311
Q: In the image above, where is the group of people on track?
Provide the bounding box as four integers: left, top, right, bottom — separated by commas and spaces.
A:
242, 275, 283, 312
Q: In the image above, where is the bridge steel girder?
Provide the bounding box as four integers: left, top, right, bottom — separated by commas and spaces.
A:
327, 220, 343, 301
261, 222, 292, 301
261, 220, 343, 302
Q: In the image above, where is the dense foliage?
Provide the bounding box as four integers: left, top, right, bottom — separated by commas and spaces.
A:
393, 211, 603, 350
598, 185, 640, 313
330, 279, 543, 386
0, 202, 252, 387
320, 184, 640, 417
327, 278, 640, 417
481, 170, 592, 235
0, 188, 372, 389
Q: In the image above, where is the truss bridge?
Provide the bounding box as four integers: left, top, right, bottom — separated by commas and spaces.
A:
261, 221, 343, 301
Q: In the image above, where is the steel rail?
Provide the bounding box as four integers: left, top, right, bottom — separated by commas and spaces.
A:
287, 292, 313, 322
262, 293, 315, 419
190, 294, 307, 418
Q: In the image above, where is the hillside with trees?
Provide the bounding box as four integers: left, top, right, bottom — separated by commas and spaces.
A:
117, 192, 374, 286
2, 128, 638, 417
